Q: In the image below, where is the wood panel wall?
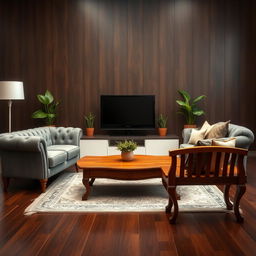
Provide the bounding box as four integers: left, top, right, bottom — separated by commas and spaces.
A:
0, 0, 256, 146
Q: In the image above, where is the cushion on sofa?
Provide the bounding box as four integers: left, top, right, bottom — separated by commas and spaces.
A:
180, 144, 195, 149
47, 150, 67, 167
201, 121, 212, 134
205, 121, 230, 139
47, 145, 79, 160
188, 129, 207, 144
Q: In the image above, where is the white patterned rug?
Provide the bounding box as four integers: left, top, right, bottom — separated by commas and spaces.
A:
24, 172, 228, 215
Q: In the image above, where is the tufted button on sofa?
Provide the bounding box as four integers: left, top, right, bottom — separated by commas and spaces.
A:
0, 127, 82, 192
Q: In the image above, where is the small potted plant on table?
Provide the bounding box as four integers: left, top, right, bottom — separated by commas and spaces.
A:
158, 114, 168, 136
116, 140, 137, 161
176, 90, 206, 128
84, 112, 95, 136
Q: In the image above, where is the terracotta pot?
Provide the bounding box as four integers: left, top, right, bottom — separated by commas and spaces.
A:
184, 124, 197, 129
121, 151, 134, 161
86, 128, 94, 136
158, 128, 167, 136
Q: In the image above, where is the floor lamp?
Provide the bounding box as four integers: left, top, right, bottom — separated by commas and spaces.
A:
0, 81, 25, 132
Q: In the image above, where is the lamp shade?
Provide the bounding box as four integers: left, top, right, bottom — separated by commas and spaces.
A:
0, 81, 24, 100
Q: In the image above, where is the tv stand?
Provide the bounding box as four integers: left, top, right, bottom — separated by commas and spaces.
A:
80, 134, 179, 157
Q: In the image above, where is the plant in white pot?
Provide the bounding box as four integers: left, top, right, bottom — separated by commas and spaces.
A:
116, 140, 137, 161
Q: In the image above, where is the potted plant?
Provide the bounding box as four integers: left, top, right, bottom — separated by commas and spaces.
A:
84, 112, 95, 136
176, 90, 206, 128
116, 140, 137, 161
32, 90, 59, 126
158, 114, 168, 136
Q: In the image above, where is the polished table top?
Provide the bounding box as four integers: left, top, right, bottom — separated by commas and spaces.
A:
77, 155, 172, 174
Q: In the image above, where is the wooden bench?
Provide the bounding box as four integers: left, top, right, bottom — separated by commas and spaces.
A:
162, 146, 248, 224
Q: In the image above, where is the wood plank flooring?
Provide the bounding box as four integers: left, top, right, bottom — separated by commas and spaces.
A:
1, 157, 256, 256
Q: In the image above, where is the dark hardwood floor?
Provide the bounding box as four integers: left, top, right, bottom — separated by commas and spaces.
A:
1, 157, 256, 256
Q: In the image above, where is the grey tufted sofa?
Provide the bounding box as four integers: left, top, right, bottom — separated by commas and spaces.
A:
181, 124, 254, 149
0, 127, 82, 192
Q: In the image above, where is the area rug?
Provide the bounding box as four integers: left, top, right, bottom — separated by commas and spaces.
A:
24, 172, 228, 215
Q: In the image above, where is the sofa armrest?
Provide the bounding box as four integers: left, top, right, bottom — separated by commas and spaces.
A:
50, 127, 83, 146
228, 124, 254, 149
0, 135, 47, 152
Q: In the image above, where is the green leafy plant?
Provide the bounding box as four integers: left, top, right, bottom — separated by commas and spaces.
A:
116, 140, 137, 152
158, 114, 168, 128
84, 112, 95, 128
32, 90, 59, 125
176, 90, 206, 125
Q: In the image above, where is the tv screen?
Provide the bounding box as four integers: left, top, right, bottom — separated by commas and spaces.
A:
101, 95, 155, 130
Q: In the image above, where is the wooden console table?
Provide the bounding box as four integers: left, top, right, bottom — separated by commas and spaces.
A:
77, 155, 171, 200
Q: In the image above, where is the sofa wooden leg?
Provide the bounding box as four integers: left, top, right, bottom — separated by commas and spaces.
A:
39, 179, 48, 193
75, 163, 79, 173
2, 176, 10, 192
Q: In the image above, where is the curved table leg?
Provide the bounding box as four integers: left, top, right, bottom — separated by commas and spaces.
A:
82, 178, 91, 200
89, 178, 95, 186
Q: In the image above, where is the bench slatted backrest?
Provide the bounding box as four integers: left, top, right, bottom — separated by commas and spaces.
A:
168, 146, 247, 186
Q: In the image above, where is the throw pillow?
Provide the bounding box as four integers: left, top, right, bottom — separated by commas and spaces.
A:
205, 120, 230, 139
212, 137, 236, 147
201, 121, 212, 134
188, 129, 207, 145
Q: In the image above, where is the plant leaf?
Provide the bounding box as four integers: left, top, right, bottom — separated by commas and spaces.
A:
193, 110, 205, 116
37, 95, 49, 105
32, 110, 48, 119
178, 90, 191, 102
176, 100, 188, 107
45, 90, 54, 104
47, 113, 56, 119
193, 95, 206, 104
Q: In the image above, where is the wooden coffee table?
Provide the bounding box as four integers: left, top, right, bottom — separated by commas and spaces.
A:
77, 155, 171, 200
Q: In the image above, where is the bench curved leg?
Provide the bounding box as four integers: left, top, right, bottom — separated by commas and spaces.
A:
167, 186, 179, 224
234, 185, 246, 223
165, 197, 173, 213
224, 185, 233, 210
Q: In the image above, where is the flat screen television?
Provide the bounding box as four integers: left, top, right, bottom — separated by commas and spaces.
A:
100, 95, 155, 130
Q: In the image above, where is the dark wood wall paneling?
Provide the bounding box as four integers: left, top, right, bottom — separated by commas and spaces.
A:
0, 0, 256, 147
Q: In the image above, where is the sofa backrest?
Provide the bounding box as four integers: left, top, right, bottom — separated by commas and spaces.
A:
49, 127, 82, 146
11, 127, 53, 146
182, 123, 254, 149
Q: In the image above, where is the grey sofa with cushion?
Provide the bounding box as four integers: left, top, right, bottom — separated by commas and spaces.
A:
0, 127, 82, 192
181, 123, 254, 149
